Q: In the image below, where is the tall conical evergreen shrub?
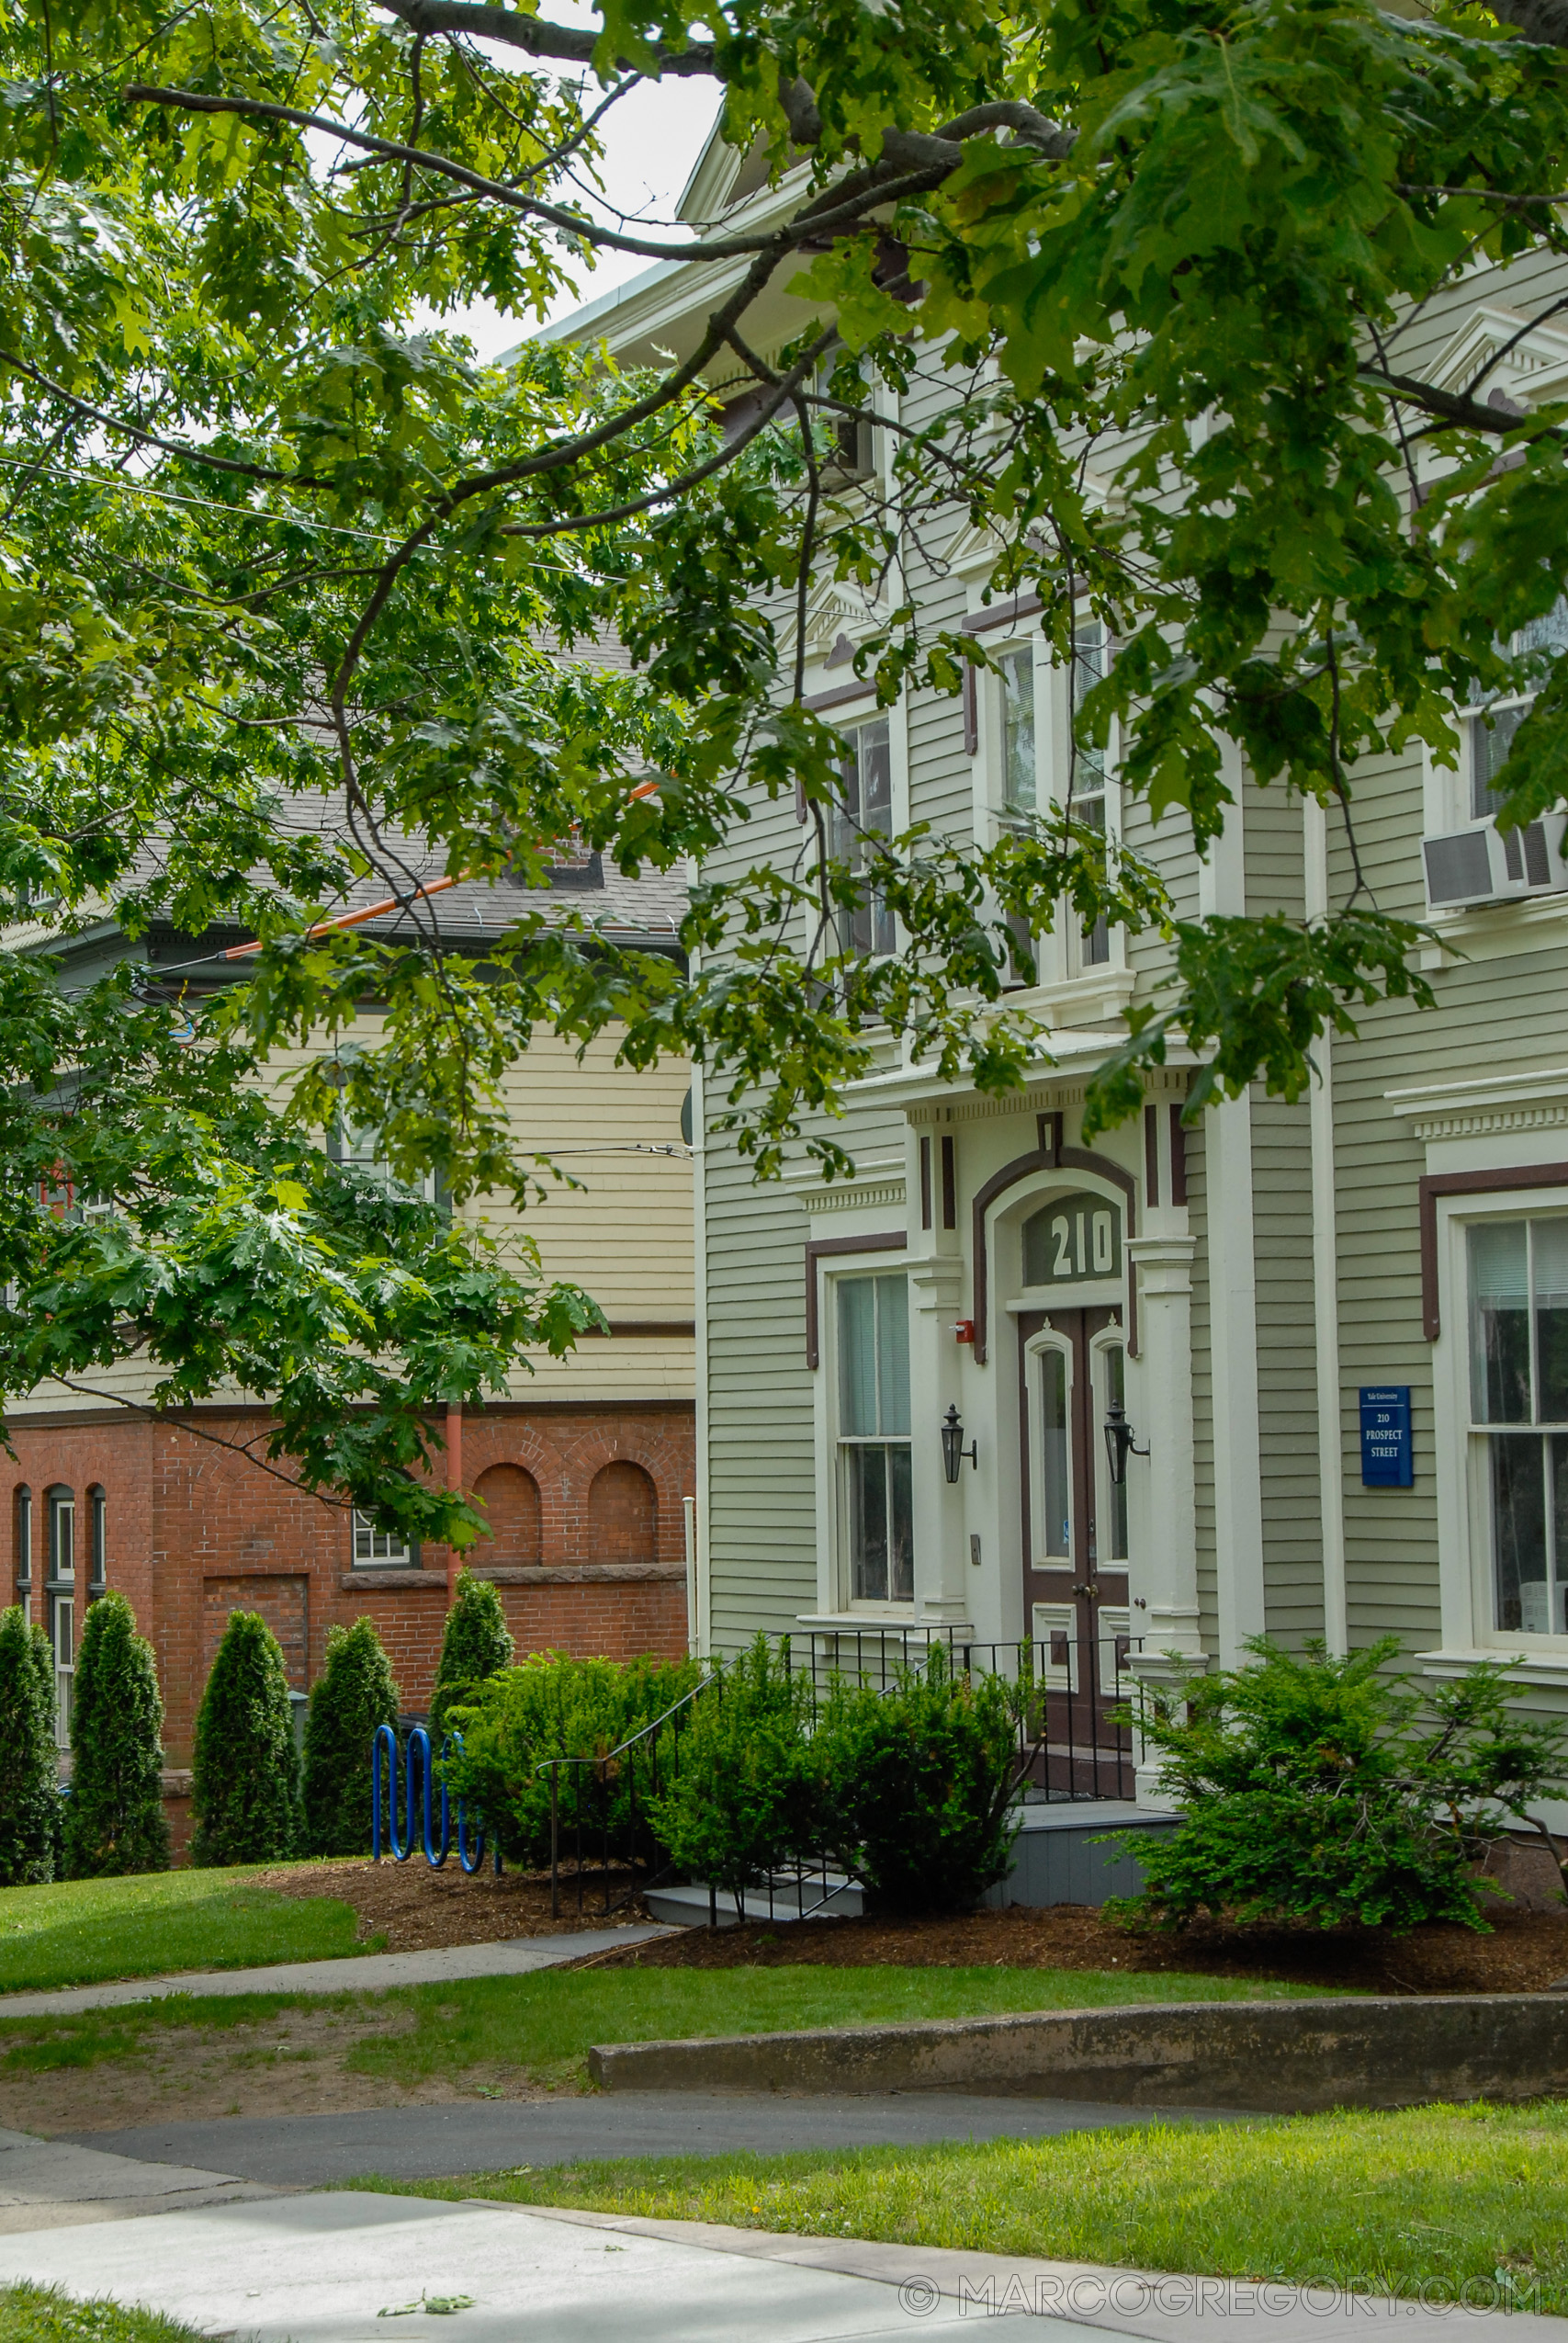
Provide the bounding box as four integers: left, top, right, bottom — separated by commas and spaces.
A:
62, 1590, 170, 1878
62, 1590, 170, 1879
191, 1611, 301, 1867
301, 1617, 400, 1856
429, 1569, 514, 1742
0, 1604, 60, 1885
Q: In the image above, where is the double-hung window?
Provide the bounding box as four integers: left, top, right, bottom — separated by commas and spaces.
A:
1469, 1217, 1568, 1636
46, 1487, 74, 1748
1472, 601, 1568, 824
999, 646, 1038, 814
989, 644, 1047, 985
1429, 599, 1568, 908
331, 1123, 438, 1203
829, 717, 895, 957
1068, 622, 1111, 968
836, 1273, 913, 1603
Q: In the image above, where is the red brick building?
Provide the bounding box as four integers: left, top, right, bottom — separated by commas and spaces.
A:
7, 860, 698, 1825
9, 1394, 694, 1764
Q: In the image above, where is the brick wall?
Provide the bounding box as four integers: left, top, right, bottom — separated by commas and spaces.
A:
7, 1398, 694, 1767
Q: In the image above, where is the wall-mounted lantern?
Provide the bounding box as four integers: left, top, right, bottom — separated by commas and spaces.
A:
1103, 1397, 1149, 1487
941, 1403, 978, 1485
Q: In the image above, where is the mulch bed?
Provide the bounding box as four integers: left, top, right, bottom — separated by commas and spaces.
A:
570, 1900, 1568, 1995
255, 1858, 651, 1952
259, 1859, 1568, 1994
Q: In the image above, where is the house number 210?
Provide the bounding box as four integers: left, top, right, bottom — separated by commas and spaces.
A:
1053, 1210, 1114, 1277
1022, 1191, 1123, 1285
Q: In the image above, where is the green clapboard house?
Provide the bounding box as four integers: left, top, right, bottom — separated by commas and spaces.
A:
548, 121, 1568, 1851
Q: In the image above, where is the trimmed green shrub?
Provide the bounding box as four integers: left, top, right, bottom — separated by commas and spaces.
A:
62, 1590, 170, 1879
301, 1617, 401, 1856
190, 1611, 301, 1868
649, 1636, 818, 1910
0, 1605, 59, 1885
817, 1649, 1023, 1915
441, 1648, 703, 1863
1105, 1637, 1568, 1934
429, 1570, 514, 1744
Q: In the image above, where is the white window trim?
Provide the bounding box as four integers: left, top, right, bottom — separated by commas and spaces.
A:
351, 1511, 418, 1569
812, 1255, 915, 1620
1024, 1327, 1076, 1580
1426, 1184, 1568, 1697
969, 617, 1128, 992
1052, 620, 1125, 985
805, 702, 909, 967
1417, 614, 1568, 961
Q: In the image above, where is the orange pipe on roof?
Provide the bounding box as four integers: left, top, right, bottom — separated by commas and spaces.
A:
222, 873, 464, 959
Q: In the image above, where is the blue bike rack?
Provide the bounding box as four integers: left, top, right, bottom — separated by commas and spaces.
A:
371, 1725, 499, 1873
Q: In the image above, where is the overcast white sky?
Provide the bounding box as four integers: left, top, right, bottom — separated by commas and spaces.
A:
410, 10, 722, 357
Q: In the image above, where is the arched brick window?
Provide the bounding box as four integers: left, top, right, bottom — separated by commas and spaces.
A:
587, 1461, 657, 1562
12, 1485, 31, 1593
87, 1484, 107, 1590
474, 1462, 542, 1565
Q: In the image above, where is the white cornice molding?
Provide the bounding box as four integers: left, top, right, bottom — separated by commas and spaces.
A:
868, 1053, 1195, 1121
1385, 1065, 1568, 1142
1427, 304, 1568, 409
780, 1158, 907, 1216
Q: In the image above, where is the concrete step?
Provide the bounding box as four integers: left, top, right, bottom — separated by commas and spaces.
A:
647, 1804, 1179, 1928
646, 1874, 863, 1929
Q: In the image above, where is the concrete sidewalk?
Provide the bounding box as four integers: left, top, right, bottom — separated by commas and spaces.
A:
71, 2089, 1235, 2186
3, 2184, 1564, 2343
0, 1924, 668, 2019
0, 2126, 279, 2236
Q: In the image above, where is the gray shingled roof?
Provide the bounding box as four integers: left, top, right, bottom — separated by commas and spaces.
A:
121, 781, 688, 951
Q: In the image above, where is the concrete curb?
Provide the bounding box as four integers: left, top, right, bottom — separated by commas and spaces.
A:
0, 1925, 671, 2020
588, 1993, 1568, 2112
471, 2203, 1568, 2340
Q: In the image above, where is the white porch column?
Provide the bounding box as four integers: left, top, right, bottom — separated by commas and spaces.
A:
1206, 1094, 1268, 1664
1125, 1233, 1204, 1804
1199, 742, 1267, 1667
1125, 1235, 1204, 1661
1303, 793, 1348, 1657
908, 1254, 971, 1625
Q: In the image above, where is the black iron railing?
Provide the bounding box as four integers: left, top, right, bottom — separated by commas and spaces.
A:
367, 1632, 1142, 1920
791, 1627, 1141, 1805
535, 1673, 713, 1921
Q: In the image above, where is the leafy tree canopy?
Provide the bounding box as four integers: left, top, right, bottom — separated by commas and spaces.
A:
6, 0, 1568, 1532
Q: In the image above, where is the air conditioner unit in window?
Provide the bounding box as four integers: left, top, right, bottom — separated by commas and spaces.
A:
1422, 819, 1568, 910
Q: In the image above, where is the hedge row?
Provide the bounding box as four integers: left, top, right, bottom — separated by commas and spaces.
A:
0, 1569, 515, 1883
440, 1634, 1026, 1916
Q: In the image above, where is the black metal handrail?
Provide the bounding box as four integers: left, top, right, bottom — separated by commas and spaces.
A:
533, 1670, 716, 1920
386, 1631, 1145, 1928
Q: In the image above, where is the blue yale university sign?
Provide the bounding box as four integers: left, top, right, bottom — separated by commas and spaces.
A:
1359, 1387, 1414, 1488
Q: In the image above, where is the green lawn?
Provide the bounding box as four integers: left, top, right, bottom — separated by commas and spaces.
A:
0, 1866, 374, 1995
344, 2100, 1568, 2313
0, 1964, 1343, 2091
334, 1963, 1341, 2093
0, 2282, 206, 2342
